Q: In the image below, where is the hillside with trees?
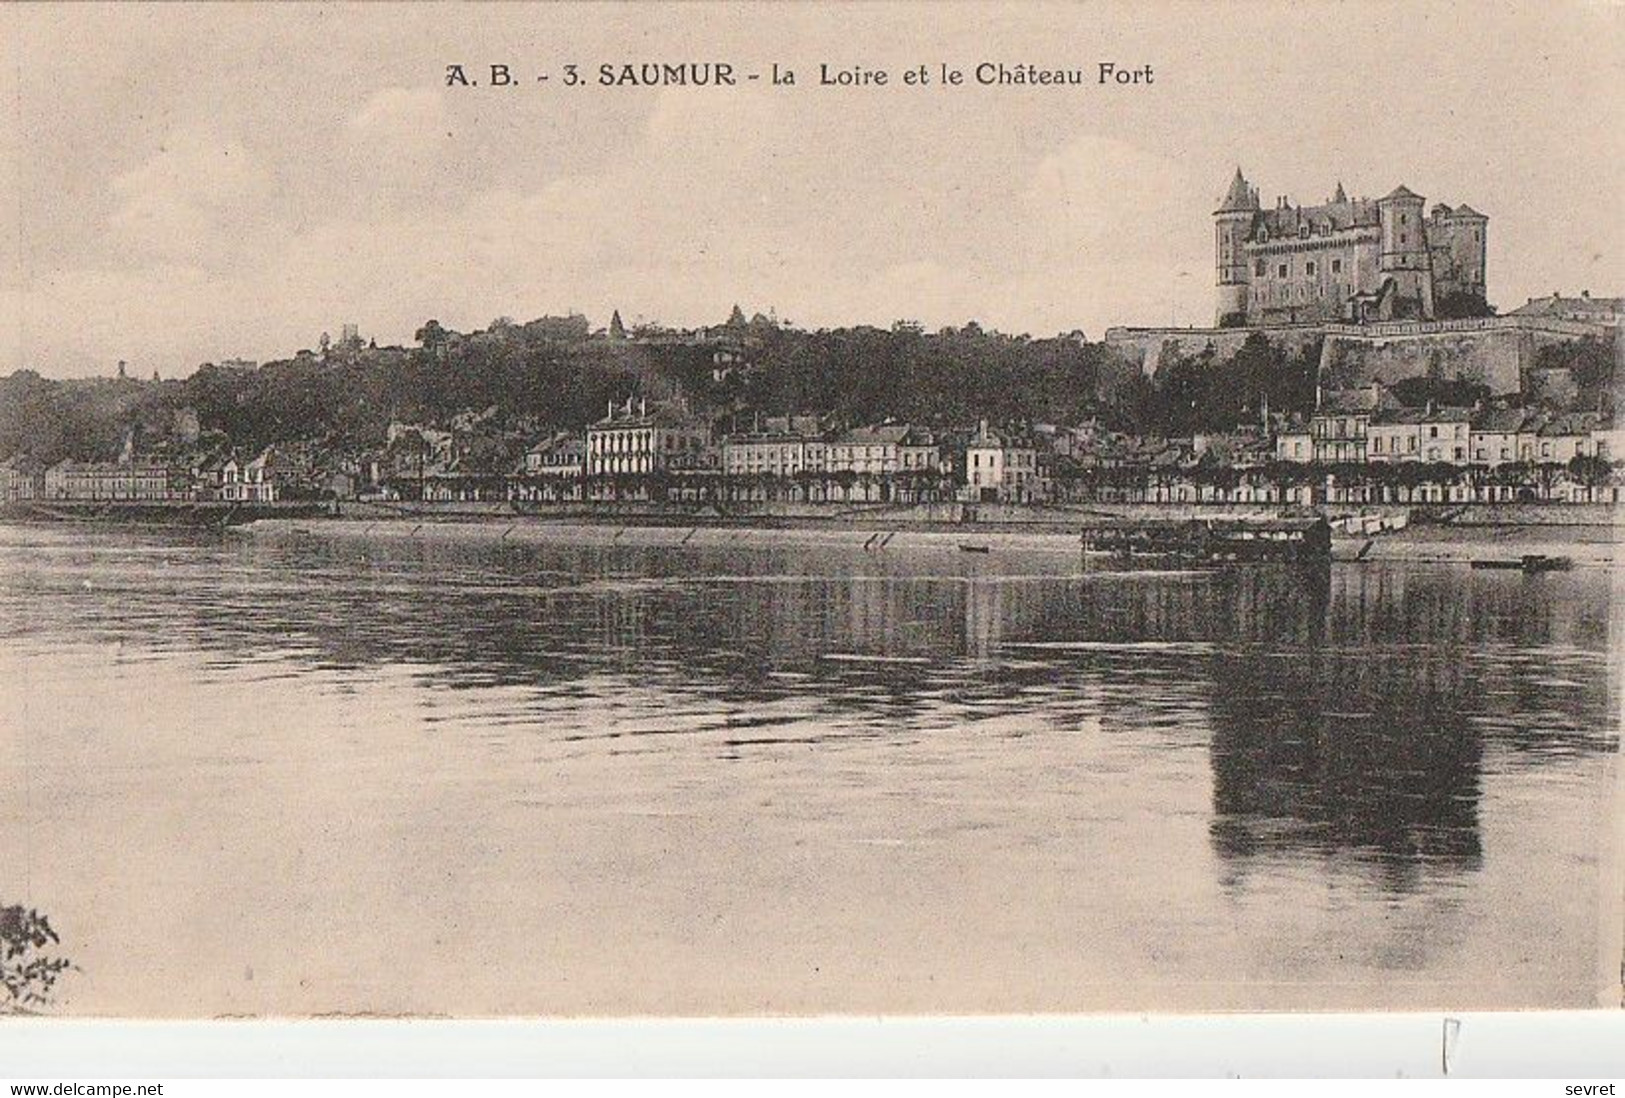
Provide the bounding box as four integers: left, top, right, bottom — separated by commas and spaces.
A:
0, 311, 1614, 468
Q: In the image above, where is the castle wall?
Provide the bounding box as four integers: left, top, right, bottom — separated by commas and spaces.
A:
1244, 234, 1378, 324
1102, 325, 1329, 373
1320, 328, 1525, 392
1105, 316, 1614, 395
1318, 318, 1612, 394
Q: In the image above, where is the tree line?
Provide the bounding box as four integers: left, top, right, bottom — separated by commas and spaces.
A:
0, 318, 1612, 467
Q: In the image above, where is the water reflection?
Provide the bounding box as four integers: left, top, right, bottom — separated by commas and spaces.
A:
0, 523, 1615, 904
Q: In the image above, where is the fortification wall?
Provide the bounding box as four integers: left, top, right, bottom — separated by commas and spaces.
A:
1102, 325, 1327, 373
1106, 317, 1617, 395
1318, 319, 1615, 394
1319, 327, 1530, 392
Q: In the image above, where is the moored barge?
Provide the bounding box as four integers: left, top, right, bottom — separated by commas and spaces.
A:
1079, 516, 1332, 566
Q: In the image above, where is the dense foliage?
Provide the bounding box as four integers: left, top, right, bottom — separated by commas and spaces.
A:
1530, 336, 1617, 416
0, 316, 1612, 467
1128, 332, 1321, 437
1, 318, 1141, 463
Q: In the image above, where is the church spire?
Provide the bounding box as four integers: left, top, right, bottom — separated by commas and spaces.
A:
1333, 180, 1348, 204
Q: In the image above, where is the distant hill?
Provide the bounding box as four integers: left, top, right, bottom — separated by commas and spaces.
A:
1, 312, 1611, 467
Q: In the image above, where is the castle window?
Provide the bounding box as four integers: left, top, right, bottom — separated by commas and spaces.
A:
1306, 261, 1317, 277
1331, 259, 1342, 274
1400, 233, 1407, 245
1401, 214, 1408, 225
1255, 259, 1265, 276
1278, 263, 1288, 278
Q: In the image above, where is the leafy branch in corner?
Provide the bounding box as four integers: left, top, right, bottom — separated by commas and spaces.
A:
1, 904, 73, 1013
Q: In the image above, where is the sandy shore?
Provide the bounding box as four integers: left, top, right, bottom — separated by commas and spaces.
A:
238, 514, 1620, 567
1337, 523, 1620, 566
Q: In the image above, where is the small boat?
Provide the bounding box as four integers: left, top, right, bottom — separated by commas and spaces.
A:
1470, 554, 1573, 573
958, 543, 991, 554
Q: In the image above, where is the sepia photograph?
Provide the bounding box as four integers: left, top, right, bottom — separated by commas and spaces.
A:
0, 0, 1621, 1036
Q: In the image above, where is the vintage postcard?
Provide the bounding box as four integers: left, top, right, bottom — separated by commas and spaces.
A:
0, 1, 1620, 1021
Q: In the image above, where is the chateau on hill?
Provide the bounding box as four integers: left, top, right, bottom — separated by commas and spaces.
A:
1214, 169, 1487, 326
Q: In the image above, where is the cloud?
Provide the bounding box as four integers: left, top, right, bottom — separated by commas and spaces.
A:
346, 87, 449, 154
20, 104, 1218, 371
1011, 135, 1213, 330
107, 130, 273, 266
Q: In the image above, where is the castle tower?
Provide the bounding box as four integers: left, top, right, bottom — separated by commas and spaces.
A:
1377, 184, 1434, 319
1213, 168, 1259, 326
1438, 204, 1488, 304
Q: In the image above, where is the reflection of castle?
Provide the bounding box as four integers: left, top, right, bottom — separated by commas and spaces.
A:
1215, 170, 1487, 326
1206, 647, 1487, 892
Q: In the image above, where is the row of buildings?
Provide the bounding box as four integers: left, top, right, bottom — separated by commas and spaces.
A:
506, 403, 1045, 505
1275, 388, 1615, 468
0, 449, 283, 505
4, 388, 1618, 509
481, 392, 1621, 506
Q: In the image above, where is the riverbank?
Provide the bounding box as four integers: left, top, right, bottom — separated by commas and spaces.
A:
327, 497, 1623, 529
7, 496, 1619, 530
1339, 523, 1619, 565
8, 497, 1618, 567
0, 500, 328, 525
235, 512, 1620, 567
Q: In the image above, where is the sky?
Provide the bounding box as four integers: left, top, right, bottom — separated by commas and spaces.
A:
1, 1, 1621, 378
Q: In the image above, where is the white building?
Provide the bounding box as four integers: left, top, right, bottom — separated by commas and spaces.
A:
1415, 407, 1472, 464
586, 398, 708, 478
1469, 408, 1529, 467
721, 416, 829, 480
1275, 420, 1313, 463
219, 449, 280, 503
962, 420, 1043, 503
1535, 412, 1603, 464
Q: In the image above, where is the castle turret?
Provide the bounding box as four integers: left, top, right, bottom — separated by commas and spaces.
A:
1433, 204, 1488, 306
1214, 168, 1259, 326
1377, 184, 1433, 318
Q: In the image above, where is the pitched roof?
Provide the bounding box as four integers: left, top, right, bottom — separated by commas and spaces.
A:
837, 424, 914, 445
1317, 387, 1401, 415
1506, 294, 1624, 318
1253, 197, 1380, 238
755, 414, 827, 438
1470, 408, 1529, 433
1380, 184, 1423, 203
1370, 408, 1429, 426
1538, 412, 1602, 437
590, 406, 698, 430
527, 432, 585, 457
1217, 168, 1259, 213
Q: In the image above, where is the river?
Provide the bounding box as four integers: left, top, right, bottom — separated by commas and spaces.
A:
0, 522, 1617, 1016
